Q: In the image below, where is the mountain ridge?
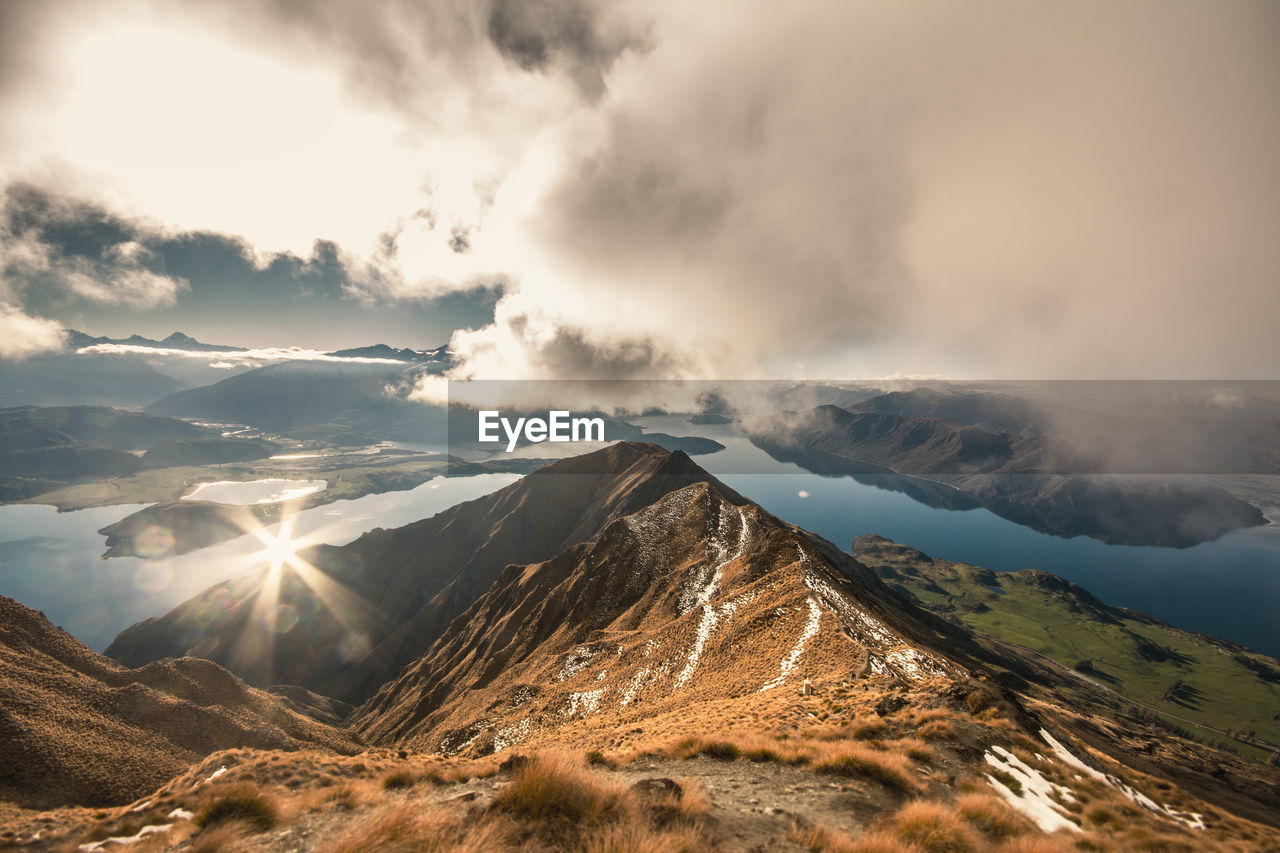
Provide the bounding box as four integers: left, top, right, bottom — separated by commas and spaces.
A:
349, 476, 967, 753
105, 444, 743, 703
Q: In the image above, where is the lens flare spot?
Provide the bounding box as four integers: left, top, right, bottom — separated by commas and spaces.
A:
338, 632, 371, 664
132, 524, 176, 559
273, 603, 299, 633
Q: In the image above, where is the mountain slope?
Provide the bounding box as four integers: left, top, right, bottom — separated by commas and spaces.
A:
850, 388, 1044, 437
351, 478, 964, 751
0, 597, 360, 809
106, 444, 736, 703
751, 405, 1266, 546
854, 535, 1280, 757
0, 406, 211, 501
144, 360, 446, 444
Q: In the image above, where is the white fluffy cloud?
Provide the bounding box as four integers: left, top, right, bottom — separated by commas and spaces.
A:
0, 302, 66, 360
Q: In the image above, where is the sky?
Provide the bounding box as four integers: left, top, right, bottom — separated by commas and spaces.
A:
0, 0, 1277, 377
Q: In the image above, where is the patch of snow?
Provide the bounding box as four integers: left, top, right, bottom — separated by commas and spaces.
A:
674, 604, 718, 689
803, 563, 954, 681
985, 746, 1080, 833
761, 597, 822, 690
566, 689, 605, 716
127, 800, 151, 813
679, 502, 749, 614
1039, 730, 1205, 830
556, 646, 598, 681
673, 504, 753, 688
493, 718, 531, 752
201, 766, 227, 785
77, 823, 173, 851
167, 808, 194, 821
625, 483, 699, 577
884, 646, 950, 679
620, 667, 651, 707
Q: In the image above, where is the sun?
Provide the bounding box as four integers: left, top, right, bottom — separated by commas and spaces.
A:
260, 521, 299, 574
224, 506, 379, 681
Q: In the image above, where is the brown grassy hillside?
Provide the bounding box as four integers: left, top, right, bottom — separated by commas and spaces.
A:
0, 597, 360, 808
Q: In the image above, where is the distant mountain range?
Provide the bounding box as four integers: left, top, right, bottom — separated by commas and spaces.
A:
66, 330, 240, 353
144, 360, 446, 444
750, 402, 1268, 547
324, 342, 452, 364
1, 329, 456, 409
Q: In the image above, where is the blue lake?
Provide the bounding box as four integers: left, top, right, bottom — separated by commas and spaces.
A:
0, 473, 520, 652
1, 420, 1277, 659
666, 424, 1280, 658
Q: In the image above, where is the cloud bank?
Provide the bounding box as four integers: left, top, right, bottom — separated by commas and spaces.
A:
1, 1, 1276, 378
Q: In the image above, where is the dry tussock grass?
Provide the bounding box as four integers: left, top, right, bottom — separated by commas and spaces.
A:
492, 751, 630, 833
189, 820, 249, 853
890, 738, 935, 764
812, 744, 920, 793
952, 793, 1030, 840
917, 720, 957, 741
795, 824, 923, 853
989, 837, 1080, 853
579, 822, 706, 853
380, 768, 418, 790
193, 783, 279, 832
318, 751, 717, 853
663, 733, 812, 766
325, 803, 512, 853
890, 800, 982, 853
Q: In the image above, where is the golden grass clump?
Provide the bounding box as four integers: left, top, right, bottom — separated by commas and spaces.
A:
324, 804, 512, 853
893, 738, 935, 764
953, 794, 1030, 840
812, 744, 920, 793
491, 752, 630, 834
662, 732, 812, 766
193, 783, 279, 833
990, 837, 1080, 853
667, 737, 742, 761
891, 801, 981, 853
918, 720, 957, 741
189, 821, 249, 853
848, 718, 891, 740
795, 823, 924, 853
380, 768, 417, 790
579, 822, 706, 853
648, 778, 711, 828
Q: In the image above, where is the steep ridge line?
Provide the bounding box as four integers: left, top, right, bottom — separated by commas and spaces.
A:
347, 477, 972, 753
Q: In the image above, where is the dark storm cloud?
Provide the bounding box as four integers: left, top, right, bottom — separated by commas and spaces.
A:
192, 0, 649, 110
486, 0, 648, 98
1, 184, 188, 310
532, 325, 683, 379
